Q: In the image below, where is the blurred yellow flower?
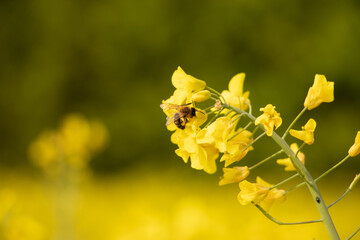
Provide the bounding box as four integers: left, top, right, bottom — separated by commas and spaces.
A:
28, 114, 108, 175
277, 143, 305, 171
238, 178, 269, 205
220, 128, 253, 167
191, 90, 211, 102
221, 73, 250, 111
256, 177, 286, 211
255, 104, 282, 136
348, 131, 360, 157
219, 167, 250, 186
304, 74, 334, 110
289, 118, 316, 145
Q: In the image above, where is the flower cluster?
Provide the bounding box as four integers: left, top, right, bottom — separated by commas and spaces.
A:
161, 67, 359, 214
29, 114, 108, 177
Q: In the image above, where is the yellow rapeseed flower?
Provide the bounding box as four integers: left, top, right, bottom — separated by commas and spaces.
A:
256, 177, 286, 211
277, 143, 305, 171
237, 178, 269, 205
172, 127, 219, 174
304, 74, 334, 110
289, 118, 316, 145
220, 128, 253, 167
170, 66, 206, 105
196, 117, 234, 152
348, 131, 360, 157
219, 167, 250, 186
221, 73, 250, 111
255, 104, 282, 136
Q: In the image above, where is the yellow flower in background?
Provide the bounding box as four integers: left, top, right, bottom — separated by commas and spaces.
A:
348, 131, 360, 157
255, 104, 282, 136
197, 117, 234, 152
221, 73, 250, 111
191, 90, 211, 102
277, 143, 305, 171
304, 74, 334, 110
28, 114, 108, 175
220, 128, 253, 167
289, 118, 316, 145
219, 167, 250, 186
238, 178, 269, 205
256, 177, 286, 211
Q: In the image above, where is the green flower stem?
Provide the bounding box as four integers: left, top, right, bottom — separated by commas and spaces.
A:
315, 155, 351, 183
247, 131, 266, 147
327, 188, 350, 209
286, 181, 306, 193
254, 204, 322, 225
249, 149, 284, 170
296, 142, 306, 156
269, 173, 299, 190
206, 86, 226, 104
228, 122, 252, 141
346, 226, 360, 240
252, 125, 260, 134
224, 103, 340, 240
328, 174, 359, 208
282, 107, 307, 139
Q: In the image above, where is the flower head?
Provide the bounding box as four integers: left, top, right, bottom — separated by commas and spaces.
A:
196, 117, 234, 152
170, 67, 206, 105
219, 166, 250, 186
277, 143, 305, 171
220, 128, 253, 167
255, 104, 282, 136
304, 74, 334, 110
238, 178, 269, 205
172, 126, 219, 174
221, 73, 250, 111
289, 118, 316, 145
256, 177, 286, 211
348, 131, 360, 157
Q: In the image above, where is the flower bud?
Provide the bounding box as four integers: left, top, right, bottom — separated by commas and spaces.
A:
191, 90, 211, 102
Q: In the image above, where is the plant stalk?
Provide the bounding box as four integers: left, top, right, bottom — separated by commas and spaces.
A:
225, 104, 340, 240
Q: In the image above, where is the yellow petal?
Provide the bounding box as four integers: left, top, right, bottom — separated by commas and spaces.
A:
304, 74, 334, 110
171, 66, 206, 92
191, 90, 211, 102
229, 73, 246, 96
349, 131, 360, 157
219, 167, 250, 186
237, 180, 269, 205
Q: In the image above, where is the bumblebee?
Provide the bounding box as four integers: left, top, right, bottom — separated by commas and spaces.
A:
160, 103, 199, 129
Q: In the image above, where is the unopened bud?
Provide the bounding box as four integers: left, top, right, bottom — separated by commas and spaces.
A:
191, 90, 211, 102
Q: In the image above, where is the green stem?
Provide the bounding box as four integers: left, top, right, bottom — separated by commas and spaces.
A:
327, 189, 350, 209
247, 131, 266, 147
282, 107, 307, 139
269, 173, 299, 190
346, 227, 360, 240
315, 155, 351, 182
249, 149, 284, 170
225, 104, 340, 240
228, 122, 252, 142
254, 204, 322, 225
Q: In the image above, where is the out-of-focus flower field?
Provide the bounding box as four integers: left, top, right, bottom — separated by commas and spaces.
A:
1, 167, 359, 240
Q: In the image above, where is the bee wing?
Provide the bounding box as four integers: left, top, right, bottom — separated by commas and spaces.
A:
160, 103, 179, 111
165, 112, 175, 126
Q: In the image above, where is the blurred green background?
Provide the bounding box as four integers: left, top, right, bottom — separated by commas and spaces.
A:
0, 0, 360, 239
